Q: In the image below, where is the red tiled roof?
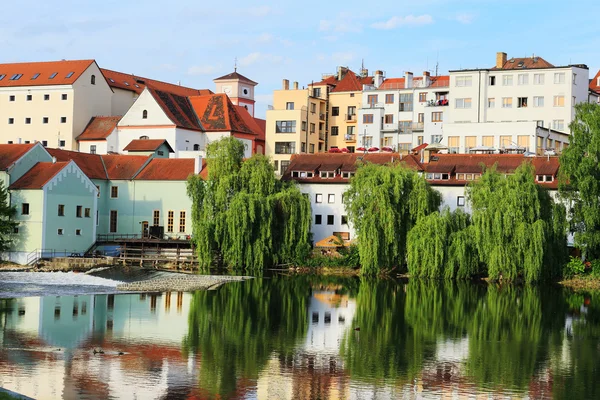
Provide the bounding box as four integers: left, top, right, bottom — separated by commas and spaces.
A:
590, 70, 600, 93
426, 154, 526, 174
147, 87, 203, 131
308, 75, 338, 87
102, 154, 150, 180
123, 139, 173, 152
189, 94, 254, 134
253, 117, 266, 142
77, 116, 121, 141
492, 56, 554, 70
100, 68, 212, 97
412, 143, 428, 153
379, 75, 449, 90
309, 70, 373, 92
213, 71, 257, 85
134, 158, 195, 180
9, 161, 69, 189
235, 105, 264, 138
46, 148, 107, 179
0, 60, 95, 88
0, 143, 35, 170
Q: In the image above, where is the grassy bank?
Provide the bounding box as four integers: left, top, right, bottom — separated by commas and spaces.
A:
559, 276, 600, 291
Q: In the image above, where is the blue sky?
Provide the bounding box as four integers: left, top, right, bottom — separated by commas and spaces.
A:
2, 0, 599, 118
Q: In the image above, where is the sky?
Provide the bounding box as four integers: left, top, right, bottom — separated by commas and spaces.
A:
2, 0, 599, 118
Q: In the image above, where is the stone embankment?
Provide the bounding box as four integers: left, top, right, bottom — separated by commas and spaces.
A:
117, 274, 250, 292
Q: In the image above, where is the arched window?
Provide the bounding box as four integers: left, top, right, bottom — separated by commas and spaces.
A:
193, 144, 200, 151
142, 110, 148, 119
91, 75, 96, 85
139, 135, 149, 140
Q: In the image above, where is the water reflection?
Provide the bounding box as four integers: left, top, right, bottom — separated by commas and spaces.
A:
0, 278, 599, 399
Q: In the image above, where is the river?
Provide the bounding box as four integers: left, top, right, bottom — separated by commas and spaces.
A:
0, 271, 598, 399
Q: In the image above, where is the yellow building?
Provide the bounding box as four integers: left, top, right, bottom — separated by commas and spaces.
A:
266, 67, 371, 175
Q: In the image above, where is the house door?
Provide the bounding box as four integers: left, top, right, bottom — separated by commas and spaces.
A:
142, 221, 149, 238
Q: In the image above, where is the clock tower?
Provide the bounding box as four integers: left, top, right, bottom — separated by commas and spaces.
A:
213, 68, 258, 117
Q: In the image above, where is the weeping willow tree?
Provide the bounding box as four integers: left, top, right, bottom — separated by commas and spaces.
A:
467, 163, 567, 283
186, 137, 311, 271
407, 208, 480, 279
344, 163, 441, 275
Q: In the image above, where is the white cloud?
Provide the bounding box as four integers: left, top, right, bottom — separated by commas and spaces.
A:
239, 52, 283, 67
455, 13, 475, 24
371, 14, 434, 30
319, 19, 361, 33
187, 65, 219, 75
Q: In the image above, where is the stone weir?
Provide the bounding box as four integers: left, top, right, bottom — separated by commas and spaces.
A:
116, 274, 251, 292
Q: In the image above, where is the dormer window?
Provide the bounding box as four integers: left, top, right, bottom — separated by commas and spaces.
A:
292, 171, 299, 178
320, 171, 336, 179
10, 74, 22, 80
142, 110, 148, 119
49, 72, 58, 79
124, 82, 130, 86
536, 175, 554, 182
91, 75, 96, 85
441, 173, 449, 180
139, 135, 149, 140
31, 73, 40, 80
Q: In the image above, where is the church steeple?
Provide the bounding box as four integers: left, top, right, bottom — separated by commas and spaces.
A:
213, 68, 258, 117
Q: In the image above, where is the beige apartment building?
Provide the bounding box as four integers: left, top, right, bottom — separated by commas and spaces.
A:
266, 67, 371, 175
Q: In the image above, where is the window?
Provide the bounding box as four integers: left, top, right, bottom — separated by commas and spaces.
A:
332, 107, 339, 116
142, 110, 148, 119
61, 117, 67, 123
9, 74, 22, 80
455, 98, 472, 109
419, 92, 427, 102
48, 72, 58, 79
517, 135, 530, 151
432, 112, 443, 122
8, 118, 14, 124
534, 73, 545, 85
315, 215, 322, 225
342, 215, 348, 225
573, 73, 577, 84
502, 75, 513, 86
384, 114, 394, 124
488, 76, 496, 86
0, 74, 4, 81
111, 186, 118, 198
21, 203, 29, 215
58, 204, 65, 216
553, 120, 565, 131
367, 95, 378, 105
417, 113, 424, 123
482, 136, 494, 147
90, 145, 96, 154
76, 205, 82, 218
385, 94, 394, 104
518, 97, 528, 108
313, 88, 321, 97
553, 95, 565, 107
59, 140, 65, 147
347, 106, 356, 116
315, 194, 323, 203
84, 208, 91, 218
327, 215, 334, 225
456, 76, 472, 87
275, 142, 295, 154
331, 126, 339, 136
301, 121, 307, 131
301, 142, 306, 152
62, 93, 68, 100
399, 93, 413, 111
167, 211, 174, 233
286, 102, 294, 110
465, 136, 476, 151
57, 229, 64, 236
26, 95, 32, 101
309, 144, 315, 153
457, 196, 465, 207
66, 72, 74, 78
179, 211, 186, 233
502, 97, 513, 108
328, 194, 335, 203
7, 141, 12, 144
431, 135, 443, 144
310, 103, 316, 113
537, 120, 544, 127
363, 114, 374, 124
25, 117, 31, 124
276, 120, 296, 133
533, 96, 544, 107
554, 72, 565, 84
448, 136, 459, 154
518, 74, 529, 85
91, 75, 96, 85
42, 117, 49, 124
110, 210, 118, 233
9, 95, 15, 102
488, 98, 495, 108
499, 135, 512, 148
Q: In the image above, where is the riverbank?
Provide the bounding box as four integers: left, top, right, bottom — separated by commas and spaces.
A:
116, 274, 251, 292
559, 276, 600, 291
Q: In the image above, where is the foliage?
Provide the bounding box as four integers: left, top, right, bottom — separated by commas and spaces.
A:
344, 162, 441, 275
467, 163, 567, 283
0, 181, 17, 254
564, 256, 586, 278
407, 208, 480, 279
591, 259, 600, 277
559, 103, 600, 259
187, 137, 311, 271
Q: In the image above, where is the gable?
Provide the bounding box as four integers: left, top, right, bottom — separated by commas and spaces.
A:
118, 89, 173, 127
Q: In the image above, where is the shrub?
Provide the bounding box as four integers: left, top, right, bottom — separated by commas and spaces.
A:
564, 256, 585, 278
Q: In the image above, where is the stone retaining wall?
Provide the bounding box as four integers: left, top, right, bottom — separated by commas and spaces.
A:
117, 275, 250, 292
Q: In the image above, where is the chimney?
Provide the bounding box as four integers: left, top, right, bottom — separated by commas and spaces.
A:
194, 155, 203, 175
422, 71, 431, 87
405, 71, 413, 89
374, 70, 384, 88
337, 66, 348, 81
282, 79, 289, 90
293, 81, 298, 90
496, 52, 507, 69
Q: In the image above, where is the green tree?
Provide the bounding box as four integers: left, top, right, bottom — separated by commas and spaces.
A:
187, 137, 311, 271
0, 181, 17, 255
559, 103, 600, 259
467, 163, 567, 283
344, 162, 441, 275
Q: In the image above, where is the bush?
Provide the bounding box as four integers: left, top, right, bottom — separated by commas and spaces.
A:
564, 256, 585, 278
590, 259, 600, 277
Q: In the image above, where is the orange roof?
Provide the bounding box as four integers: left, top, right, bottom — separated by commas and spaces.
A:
213, 71, 257, 85
189, 94, 254, 134
254, 117, 266, 142
147, 87, 203, 131
123, 139, 173, 152
134, 158, 195, 180
590, 70, 600, 92
0, 59, 95, 88
379, 75, 449, 90
102, 154, 150, 180
0, 143, 35, 170
492, 56, 554, 70
100, 68, 212, 97
9, 161, 69, 189
308, 69, 373, 92
234, 105, 264, 138
46, 148, 107, 179
77, 116, 121, 141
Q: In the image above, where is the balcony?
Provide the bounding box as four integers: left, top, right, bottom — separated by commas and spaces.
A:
345, 114, 357, 123
426, 99, 449, 107
345, 134, 356, 143
319, 113, 326, 121
319, 132, 326, 141
399, 122, 425, 134
362, 102, 384, 109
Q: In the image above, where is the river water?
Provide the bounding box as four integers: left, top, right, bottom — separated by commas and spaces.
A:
0, 272, 598, 399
